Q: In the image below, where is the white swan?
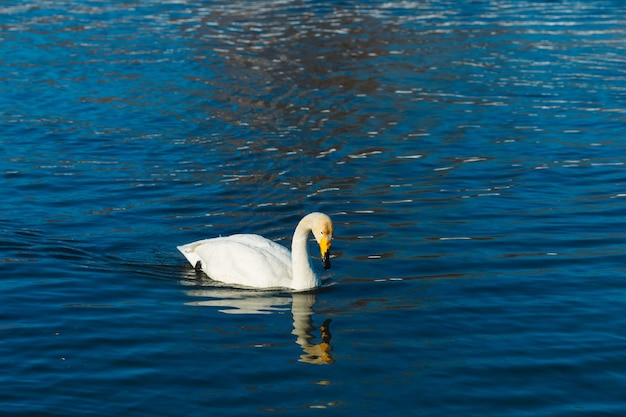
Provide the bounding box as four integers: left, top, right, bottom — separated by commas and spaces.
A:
177, 212, 334, 291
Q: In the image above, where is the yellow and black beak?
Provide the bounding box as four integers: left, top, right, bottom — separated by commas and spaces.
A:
319, 236, 332, 270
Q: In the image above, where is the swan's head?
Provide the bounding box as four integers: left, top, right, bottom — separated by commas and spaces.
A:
310, 213, 334, 270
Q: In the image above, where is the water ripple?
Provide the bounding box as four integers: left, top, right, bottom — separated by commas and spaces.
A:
3, 1, 626, 416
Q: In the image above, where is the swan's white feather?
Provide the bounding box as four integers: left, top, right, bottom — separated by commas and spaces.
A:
178, 234, 293, 288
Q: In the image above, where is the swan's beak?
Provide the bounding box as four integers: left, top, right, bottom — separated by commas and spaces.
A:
320, 236, 332, 270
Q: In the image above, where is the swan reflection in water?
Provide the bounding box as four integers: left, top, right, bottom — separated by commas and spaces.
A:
291, 294, 334, 365
181, 282, 334, 365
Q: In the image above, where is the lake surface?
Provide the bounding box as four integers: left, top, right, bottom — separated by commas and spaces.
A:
3, 0, 626, 415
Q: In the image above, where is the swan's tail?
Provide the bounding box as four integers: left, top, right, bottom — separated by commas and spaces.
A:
177, 242, 204, 269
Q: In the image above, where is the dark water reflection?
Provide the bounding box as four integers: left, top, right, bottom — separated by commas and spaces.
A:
191, 3, 390, 133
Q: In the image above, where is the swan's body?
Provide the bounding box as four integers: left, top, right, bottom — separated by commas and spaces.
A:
177, 212, 334, 291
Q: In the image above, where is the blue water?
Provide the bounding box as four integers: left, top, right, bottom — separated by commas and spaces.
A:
3, 0, 626, 415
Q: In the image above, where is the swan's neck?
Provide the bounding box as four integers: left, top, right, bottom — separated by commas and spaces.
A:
290, 219, 319, 291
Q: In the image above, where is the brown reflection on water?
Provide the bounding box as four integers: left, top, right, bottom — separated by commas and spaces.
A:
188, 3, 401, 133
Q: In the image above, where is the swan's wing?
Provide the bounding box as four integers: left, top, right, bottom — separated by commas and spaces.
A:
177, 234, 292, 289
226, 234, 291, 256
